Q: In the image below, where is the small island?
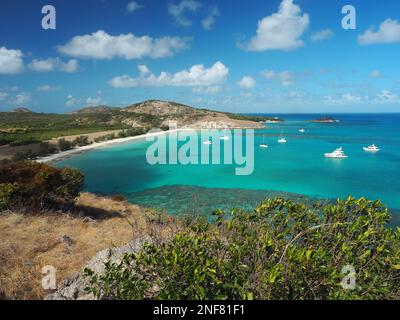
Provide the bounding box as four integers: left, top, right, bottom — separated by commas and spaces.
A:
311, 117, 339, 123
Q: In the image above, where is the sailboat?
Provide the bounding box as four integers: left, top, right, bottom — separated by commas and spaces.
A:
278, 130, 287, 143
259, 135, 268, 148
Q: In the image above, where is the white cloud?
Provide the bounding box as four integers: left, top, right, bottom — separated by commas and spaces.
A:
240, 0, 309, 51
370, 70, 382, 78
0, 47, 24, 74
126, 1, 143, 13
168, 0, 202, 27
0, 92, 8, 101
37, 85, 61, 92
375, 90, 398, 103
311, 29, 334, 42
193, 85, 222, 94
85, 91, 103, 106
61, 59, 79, 73
202, 6, 219, 30
86, 96, 102, 106
359, 19, 400, 45
342, 93, 363, 103
261, 70, 295, 86
28, 58, 79, 73
238, 76, 256, 89
11, 93, 31, 106
66, 94, 80, 107
58, 30, 190, 60
109, 61, 229, 88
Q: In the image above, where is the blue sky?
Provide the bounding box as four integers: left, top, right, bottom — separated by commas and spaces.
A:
0, 0, 400, 113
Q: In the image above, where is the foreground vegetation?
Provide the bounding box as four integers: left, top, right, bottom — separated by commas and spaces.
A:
0, 161, 177, 299
85, 197, 400, 300
1, 161, 399, 300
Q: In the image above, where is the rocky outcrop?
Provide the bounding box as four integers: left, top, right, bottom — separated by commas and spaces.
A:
45, 237, 151, 300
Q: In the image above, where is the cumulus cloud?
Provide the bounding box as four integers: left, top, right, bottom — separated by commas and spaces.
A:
240, 0, 309, 51
11, 93, 31, 106
0, 92, 8, 101
109, 61, 229, 88
66, 94, 80, 107
28, 58, 79, 73
168, 0, 202, 27
126, 1, 143, 13
323, 90, 398, 106
238, 76, 256, 89
58, 30, 190, 60
202, 6, 219, 30
86, 96, 102, 106
0, 47, 24, 74
261, 70, 295, 86
376, 90, 398, 103
311, 29, 334, 42
358, 19, 400, 45
85, 91, 103, 106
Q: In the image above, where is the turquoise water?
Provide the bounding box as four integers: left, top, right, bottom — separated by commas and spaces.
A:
56, 114, 400, 217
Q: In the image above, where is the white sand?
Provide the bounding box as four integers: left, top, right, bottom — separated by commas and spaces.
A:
36, 129, 184, 163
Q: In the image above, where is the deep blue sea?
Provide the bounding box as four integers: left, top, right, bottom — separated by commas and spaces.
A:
56, 114, 400, 221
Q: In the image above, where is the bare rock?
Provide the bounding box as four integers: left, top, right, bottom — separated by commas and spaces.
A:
45, 237, 151, 300
82, 216, 97, 224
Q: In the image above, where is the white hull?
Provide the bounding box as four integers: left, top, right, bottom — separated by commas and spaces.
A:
259, 144, 269, 148
324, 154, 348, 158
324, 147, 348, 158
363, 148, 380, 152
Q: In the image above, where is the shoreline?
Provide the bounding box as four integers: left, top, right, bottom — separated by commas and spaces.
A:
36, 129, 183, 163
36, 126, 264, 164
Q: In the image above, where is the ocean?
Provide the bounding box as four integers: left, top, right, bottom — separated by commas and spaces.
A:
56, 114, 400, 221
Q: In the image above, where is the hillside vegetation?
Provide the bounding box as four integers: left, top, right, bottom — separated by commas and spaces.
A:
0, 100, 270, 146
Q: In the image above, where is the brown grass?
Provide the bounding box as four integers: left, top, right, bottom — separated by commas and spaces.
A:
0, 192, 179, 300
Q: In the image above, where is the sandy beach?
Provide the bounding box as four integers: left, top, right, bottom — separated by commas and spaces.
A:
36, 129, 184, 163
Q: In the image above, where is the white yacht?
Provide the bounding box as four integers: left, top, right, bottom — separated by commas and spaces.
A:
278, 130, 287, 143
363, 144, 380, 152
220, 136, 230, 141
324, 147, 348, 158
259, 136, 268, 148
203, 140, 212, 145
299, 128, 305, 133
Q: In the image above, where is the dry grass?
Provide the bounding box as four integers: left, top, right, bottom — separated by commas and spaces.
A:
0, 193, 179, 300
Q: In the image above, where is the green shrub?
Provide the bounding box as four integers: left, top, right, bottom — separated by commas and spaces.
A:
73, 136, 90, 147
58, 138, 73, 151
9, 138, 41, 146
85, 197, 400, 300
12, 149, 38, 161
0, 161, 84, 210
0, 183, 19, 210
38, 142, 57, 156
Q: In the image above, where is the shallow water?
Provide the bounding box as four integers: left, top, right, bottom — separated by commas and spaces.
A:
56, 114, 400, 219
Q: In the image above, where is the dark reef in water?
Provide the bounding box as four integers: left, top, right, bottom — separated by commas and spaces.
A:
126, 185, 332, 217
